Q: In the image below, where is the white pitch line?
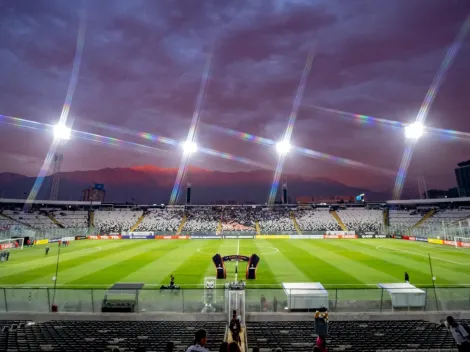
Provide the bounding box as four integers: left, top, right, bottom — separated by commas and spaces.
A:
234, 238, 240, 282
375, 245, 470, 265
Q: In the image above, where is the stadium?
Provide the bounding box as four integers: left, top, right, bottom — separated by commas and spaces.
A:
1, 197, 470, 351
2, 1, 470, 351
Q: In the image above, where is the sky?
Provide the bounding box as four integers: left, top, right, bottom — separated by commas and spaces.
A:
0, 0, 469, 193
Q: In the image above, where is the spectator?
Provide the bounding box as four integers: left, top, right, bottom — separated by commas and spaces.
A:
316, 335, 327, 352
218, 342, 228, 352
186, 329, 209, 352
228, 342, 241, 352
229, 312, 241, 345
446, 316, 470, 351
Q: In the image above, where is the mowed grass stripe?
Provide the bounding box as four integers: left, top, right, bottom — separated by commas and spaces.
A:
161, 239, 228, 286
1, 241, 121, 274
322, 240, 455, 286
275, 240, 363, 285
252, 240, 302, 285
0, 241, 144, 284
121, 239, 208, 284
25, 240, 162, 285
291, 240, 397, 284
331, 240, 458, 285
358, 240, 470, 284
68, 240, 181, 285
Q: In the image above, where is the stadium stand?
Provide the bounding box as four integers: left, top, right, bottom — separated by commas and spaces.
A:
183, 207, 221, 232
221, 208, 258, 231
95, 209, 141, 233
423, 208, 470, 229
246, 320, 455, 352
388, 209, 423, 229
3, 210, 58, 229
135, 208, 183, 232
53, 211, 88, 228
295, 209, 340, 232
0, 320, 226, 352
336, 208, 383, 233
258, 208, 296, 233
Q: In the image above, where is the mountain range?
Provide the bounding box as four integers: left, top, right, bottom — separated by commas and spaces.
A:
0, 165, 391, 204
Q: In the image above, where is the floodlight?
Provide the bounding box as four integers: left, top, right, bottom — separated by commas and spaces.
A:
276, 140, 291, 154
53, 123, 71, 140
182, 141, 197, 154
404, 122, 424, 140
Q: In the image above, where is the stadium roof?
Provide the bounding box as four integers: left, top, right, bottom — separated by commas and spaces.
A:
386, 197, 470, 205
0, 198, 101, 206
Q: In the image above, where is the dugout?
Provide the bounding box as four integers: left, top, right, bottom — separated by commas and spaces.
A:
283, 282, 329, 311
101, 282, 144, 313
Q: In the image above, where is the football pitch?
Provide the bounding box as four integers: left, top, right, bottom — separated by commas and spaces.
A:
1, 239, 470, 289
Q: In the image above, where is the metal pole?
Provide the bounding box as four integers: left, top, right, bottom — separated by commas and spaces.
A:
3, 288, 8, 312
51, 240, 62, 306
91, 289, 95, 313
380, 288, 384, 312
428, 254, 439, 311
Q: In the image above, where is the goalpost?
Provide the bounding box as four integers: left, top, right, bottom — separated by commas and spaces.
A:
0, 238, 24, 250
454, 237, 470, 248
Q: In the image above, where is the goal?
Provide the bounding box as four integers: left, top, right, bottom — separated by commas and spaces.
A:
454, 237, 470, 248
0, 238, 24, 250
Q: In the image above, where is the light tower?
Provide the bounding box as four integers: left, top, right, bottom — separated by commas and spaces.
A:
49, 154, 63, 201
282, 179, 288, 204
49, 123, 71, 201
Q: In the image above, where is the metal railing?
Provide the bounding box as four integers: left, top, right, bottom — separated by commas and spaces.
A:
0, 286, 469, 314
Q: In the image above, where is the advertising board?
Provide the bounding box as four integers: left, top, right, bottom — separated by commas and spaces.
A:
34, 239, 49, 245
289, 235, 323, 239
223, 235, 255, 239
358, 234, 383, 239
324, 234, 357, 239
155, 235, 189, 239
415, 237, 428, 242
325, 231, 356, 236
75, 235, 87, 240
428, 238, 444, 245
256, 235, 290, 239
190, 236, 221, 239
87, 235, 121, 240
122, 234, 154, 239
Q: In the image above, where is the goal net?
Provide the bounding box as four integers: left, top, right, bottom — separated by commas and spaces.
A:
0, 238, 24, 250
454, 237, 470, 248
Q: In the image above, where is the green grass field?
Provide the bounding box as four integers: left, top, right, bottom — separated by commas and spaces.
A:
1, 238, 470, 289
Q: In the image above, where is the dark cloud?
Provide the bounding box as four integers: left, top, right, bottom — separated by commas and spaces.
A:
0, 0, 469, 196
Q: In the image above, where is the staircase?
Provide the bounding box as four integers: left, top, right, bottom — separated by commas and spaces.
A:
411, 209, 436, 229
255, 221, 261, 236
0, 212, 35, 229
330, 210, 348, 231
47, 213, 64, 228
130, 211, 146, 232
290, 211, 302, 235
176, 214, 187, 235
226, 326, 247, 352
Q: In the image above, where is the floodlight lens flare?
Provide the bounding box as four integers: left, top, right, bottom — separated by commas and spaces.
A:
54, 124, 71, 140
276, 140, 291, 154
182, 141, 197, 154
404, 122, 424, 140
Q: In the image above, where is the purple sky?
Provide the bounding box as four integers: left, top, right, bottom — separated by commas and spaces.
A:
0, 0, 469, 192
